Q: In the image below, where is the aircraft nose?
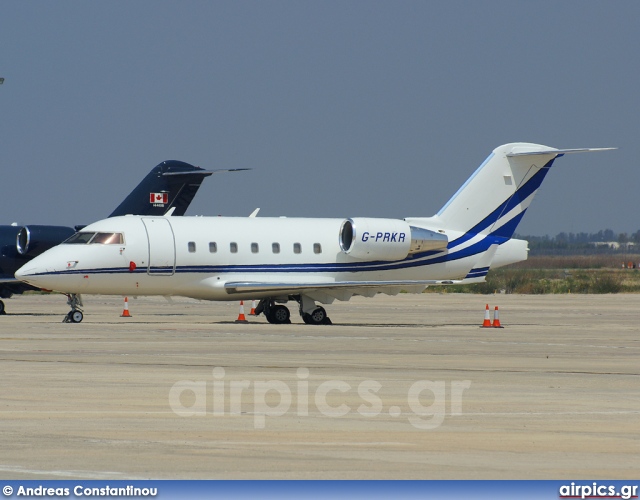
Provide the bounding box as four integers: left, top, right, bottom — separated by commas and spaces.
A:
14, 266, 27, 279
15, 263, 40, 283
15, 257, 50, 287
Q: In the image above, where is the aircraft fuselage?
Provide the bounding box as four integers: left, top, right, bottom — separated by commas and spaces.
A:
15, 215, 513, 301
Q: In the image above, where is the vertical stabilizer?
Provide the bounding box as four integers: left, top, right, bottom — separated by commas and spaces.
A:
109, 161, 213, 217
435, 143, 561, 238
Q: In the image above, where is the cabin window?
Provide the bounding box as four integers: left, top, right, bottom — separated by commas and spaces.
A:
188, 242, 196, 253
251, 242, 259, 253
230, 242, 238, 253
313, 243, 322, 254
272, 243, 280, 254
209, 242, 217, 253
293, 243, 302, 254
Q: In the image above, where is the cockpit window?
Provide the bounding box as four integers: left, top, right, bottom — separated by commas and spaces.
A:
91, 233, 124, 245
63, 232, 124, 245
64, 232, 96, 244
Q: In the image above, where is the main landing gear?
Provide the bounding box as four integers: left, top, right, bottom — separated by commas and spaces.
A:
254, 295, 332, 325
63, 293, 84, 323
0, 290, 12, 315
301, 306, 330, 325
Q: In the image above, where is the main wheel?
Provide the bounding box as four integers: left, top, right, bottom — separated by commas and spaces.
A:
305, 306, 327, 325
267, 305, 290, 324
0, 300, 5, 315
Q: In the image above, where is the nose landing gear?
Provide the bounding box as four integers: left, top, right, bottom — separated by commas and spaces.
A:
63, 294, 84, 323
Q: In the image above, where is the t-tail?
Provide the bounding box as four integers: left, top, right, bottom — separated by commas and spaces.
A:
109, 161, 213, 218
406, 143, 614, 276
430, 143, 613, 241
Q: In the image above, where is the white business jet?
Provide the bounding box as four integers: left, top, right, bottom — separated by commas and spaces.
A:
15, 143, 612, 324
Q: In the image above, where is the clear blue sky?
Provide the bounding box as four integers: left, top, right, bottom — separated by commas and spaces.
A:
1, 1, 637, 236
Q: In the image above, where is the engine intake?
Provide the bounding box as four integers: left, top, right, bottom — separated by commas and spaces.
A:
339, 218, 448, 261
16, 225, 76, 257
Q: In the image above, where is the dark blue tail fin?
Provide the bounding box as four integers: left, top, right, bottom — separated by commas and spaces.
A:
109, 160, 214, 217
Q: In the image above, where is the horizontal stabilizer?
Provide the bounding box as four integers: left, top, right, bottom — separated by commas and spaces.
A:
161, 167, 251, 176
506, 147, 615, 157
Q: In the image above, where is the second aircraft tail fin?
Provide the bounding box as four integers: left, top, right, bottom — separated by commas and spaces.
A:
109, 160, 213, 218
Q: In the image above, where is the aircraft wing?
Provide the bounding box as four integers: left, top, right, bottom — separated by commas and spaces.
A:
224, 279, 463, 303
224, 244, 500, 302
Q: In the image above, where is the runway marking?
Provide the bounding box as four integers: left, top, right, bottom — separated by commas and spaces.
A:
0, 410, 638, 416
0, 465, 145, 480
0, 411, 177, 414
463, 411, 640, 416
0, 358, 637, 376
163, 440, 415, 447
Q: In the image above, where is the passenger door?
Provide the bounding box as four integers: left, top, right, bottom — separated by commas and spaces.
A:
142, 218, 176, 275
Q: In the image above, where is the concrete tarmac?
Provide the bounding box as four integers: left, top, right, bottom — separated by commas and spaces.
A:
0, 292, 638, 479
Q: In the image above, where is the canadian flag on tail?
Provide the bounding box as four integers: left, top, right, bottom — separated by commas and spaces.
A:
150, 192, 168, 204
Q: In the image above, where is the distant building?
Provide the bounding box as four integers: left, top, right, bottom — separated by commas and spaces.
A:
590, 242, 636, 250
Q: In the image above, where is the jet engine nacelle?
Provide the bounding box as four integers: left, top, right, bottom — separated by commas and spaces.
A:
339, 218, 448, 261
16, 225, 76, 257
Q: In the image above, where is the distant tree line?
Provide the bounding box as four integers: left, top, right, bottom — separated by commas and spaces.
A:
513, 230, 640, 256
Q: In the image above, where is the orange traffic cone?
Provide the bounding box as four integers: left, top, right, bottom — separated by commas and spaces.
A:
249, 300, 257, 316
481, 304, 491, 328
121, 297, 132, 317
235, 301, 249, 323
492, 306, 503, 328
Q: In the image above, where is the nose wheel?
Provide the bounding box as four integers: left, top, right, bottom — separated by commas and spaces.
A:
64, 310, 84, 323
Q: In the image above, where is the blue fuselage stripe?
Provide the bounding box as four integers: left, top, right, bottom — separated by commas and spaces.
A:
446, 159, 554, 249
